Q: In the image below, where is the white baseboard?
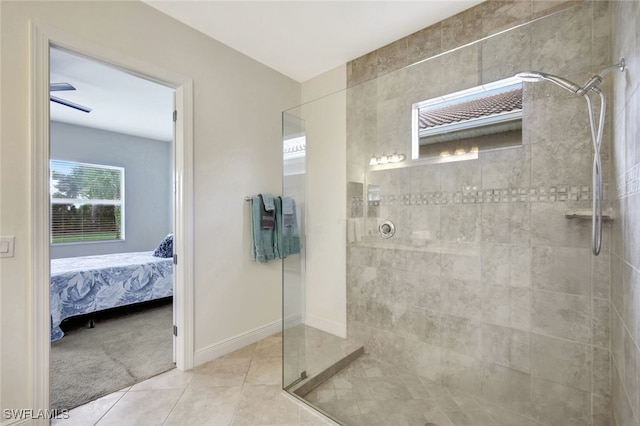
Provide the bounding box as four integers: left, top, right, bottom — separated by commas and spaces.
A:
283, 312, 303, 330
304, 314, 346, 338
193, 319, 281, 367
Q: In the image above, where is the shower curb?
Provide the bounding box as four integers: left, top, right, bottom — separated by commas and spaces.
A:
289, 345, 365, 397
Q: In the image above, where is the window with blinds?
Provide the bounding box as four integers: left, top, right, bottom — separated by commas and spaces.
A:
50, 160, 125, 244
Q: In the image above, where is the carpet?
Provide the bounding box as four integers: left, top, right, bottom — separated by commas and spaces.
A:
50, 298, 175, 411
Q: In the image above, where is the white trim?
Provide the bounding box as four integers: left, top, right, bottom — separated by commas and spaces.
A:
304, 314, 346, 339
50, 199, 123, 205
411, 105, 420, 160
49, 159, 124, 171
173, 81, 195, 371
194, 320, 282, 366
30, 23, 195, 419
30, 23, 51, 425
283, 313, 303, 330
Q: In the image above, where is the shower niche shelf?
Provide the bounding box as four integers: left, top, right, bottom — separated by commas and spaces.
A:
564, 209, 614, 221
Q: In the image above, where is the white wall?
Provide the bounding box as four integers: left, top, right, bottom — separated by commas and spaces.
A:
300, 65, 348, 337
0, 0, 299, 416
50, 121, 172, 259
301, 65, 347, 105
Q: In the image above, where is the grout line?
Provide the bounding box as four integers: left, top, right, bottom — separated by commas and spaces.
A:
527, 222, 534, 426
610, 265, 640, 356
91, 391, 127, 426
611, 302, 640, 425
228, 344, 257, 425
159, 387, 187, 426
611, 356, 640, 426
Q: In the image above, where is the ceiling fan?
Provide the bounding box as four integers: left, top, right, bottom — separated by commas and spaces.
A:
50, 82, 92, 113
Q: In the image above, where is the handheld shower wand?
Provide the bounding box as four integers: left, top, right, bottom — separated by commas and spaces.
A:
516, 59, 626, 256
516, 71, 582, 93
516, 59, 625, 95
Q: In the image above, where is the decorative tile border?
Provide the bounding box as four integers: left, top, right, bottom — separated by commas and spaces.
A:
617, 164, 640, 199
351, 185, 598, 207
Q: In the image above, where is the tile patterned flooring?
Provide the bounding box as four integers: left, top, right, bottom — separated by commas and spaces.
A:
303, 354, 545, 426
52, 333, 335, 426
53, 330, 547, 426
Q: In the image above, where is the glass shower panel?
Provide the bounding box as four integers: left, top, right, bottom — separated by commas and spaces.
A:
282, 90, 365, 418
282, 110, 307, 389
284, 2, 611, 425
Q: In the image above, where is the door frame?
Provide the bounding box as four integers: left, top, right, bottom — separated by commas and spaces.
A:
30, 22, 195, 417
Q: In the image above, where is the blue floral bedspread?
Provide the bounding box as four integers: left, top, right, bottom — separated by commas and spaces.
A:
50, 251, 173, 341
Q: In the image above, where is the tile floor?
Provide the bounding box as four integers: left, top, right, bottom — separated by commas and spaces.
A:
52, 333, 335, 426
303, 354, 545, 426
52, 330, 549, 426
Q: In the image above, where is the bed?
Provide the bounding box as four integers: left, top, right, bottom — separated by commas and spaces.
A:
50, 251, 173, 341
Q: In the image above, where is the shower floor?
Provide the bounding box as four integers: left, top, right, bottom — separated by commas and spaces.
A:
302, 354, 544, 426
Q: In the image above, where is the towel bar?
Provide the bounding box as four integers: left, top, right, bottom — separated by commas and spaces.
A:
245, 195, 285, 201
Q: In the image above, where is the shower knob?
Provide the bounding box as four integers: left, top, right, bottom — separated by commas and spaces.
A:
378, 220, 395, 239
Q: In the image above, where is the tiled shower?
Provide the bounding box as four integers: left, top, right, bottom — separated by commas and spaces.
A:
283, 1, 640, 425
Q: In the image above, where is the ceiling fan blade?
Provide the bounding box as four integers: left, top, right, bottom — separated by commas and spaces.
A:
50, 82, 77, 92
50, 96, 92, 113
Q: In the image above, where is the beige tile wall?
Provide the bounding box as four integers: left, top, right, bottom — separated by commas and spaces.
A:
610, 1, 640, 425
347, 1, 588, 87
345, 1, 616, 425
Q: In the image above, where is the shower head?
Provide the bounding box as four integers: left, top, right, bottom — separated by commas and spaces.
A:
515, 71, 546, 82
516, 71, 581, 94
516, 60, 626, 96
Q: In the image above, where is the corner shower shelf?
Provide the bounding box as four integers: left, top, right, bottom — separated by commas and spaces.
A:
564, 209, 614, 221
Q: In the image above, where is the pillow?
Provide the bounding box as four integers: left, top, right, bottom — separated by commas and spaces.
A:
153, 233, 173, 258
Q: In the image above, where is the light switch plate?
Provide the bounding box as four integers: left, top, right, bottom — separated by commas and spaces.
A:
0, 236, 15, 258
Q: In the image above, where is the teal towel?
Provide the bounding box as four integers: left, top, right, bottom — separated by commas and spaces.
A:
251, 195, 277, 263
259, 194, 275, 229
262, 194, 275, 212
277, 197, 300, 258
274, 196, 282, 259
282, 197, 294, 214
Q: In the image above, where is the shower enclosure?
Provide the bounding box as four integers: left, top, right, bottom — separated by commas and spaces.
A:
283, 2, 612, 425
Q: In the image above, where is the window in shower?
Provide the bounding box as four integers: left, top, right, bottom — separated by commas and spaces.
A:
411, 76, 523, 161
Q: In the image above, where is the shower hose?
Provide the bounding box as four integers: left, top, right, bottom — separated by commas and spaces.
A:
584, 89, 606, 256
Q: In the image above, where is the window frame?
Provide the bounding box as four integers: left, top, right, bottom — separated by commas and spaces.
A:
49, 159, 125, 245
411, 76, 523, 160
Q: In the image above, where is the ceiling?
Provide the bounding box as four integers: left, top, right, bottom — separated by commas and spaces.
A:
50, 47, 175, 141
50, 1, 483, 141
144, 0, 483, 83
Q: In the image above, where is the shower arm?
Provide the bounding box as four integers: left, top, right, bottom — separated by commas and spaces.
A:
598, 59, 626, 78
577, 59, 626, 95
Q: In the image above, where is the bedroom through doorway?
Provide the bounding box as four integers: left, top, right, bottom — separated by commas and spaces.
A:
48, 46, 177, 411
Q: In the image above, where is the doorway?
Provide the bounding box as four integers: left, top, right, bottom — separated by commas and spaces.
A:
48, 46, 176, 410
30, 25, 194, 416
